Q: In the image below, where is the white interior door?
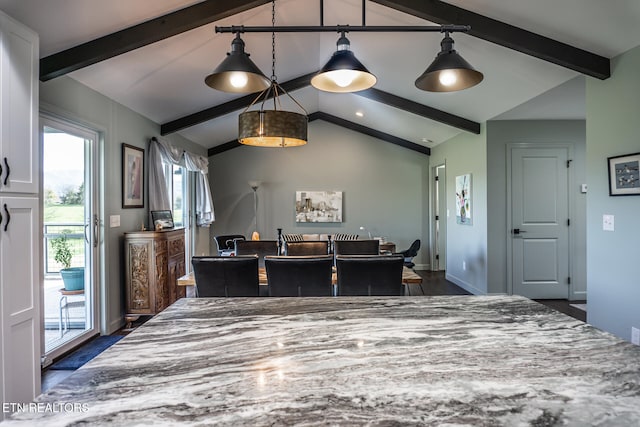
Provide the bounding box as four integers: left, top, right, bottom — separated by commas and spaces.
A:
433, 164, 446, 271
510, 146, 570, 299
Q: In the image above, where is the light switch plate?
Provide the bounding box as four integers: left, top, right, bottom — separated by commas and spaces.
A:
110, 215, 120, 228
603, 214, 614, 231
581, 184, 587, 193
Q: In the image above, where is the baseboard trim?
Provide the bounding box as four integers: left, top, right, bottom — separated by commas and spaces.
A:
445, 272, 484, 295
413, 263, 430, 270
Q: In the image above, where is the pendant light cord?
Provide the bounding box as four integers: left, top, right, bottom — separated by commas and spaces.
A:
240, 0, 309, 117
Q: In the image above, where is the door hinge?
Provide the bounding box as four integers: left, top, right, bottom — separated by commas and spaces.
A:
568, 277, 571, 284
435, 215, 439, 220
567, 159, 573, 168
567, 218, 570, 226
435, 254, 440, 260
435, 176, 439, 181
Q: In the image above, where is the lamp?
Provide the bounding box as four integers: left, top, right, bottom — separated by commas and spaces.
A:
415, 31, 483, 92
311, 32, 376, 93
205, 33, 271, 93
237, 0, 308, 147
359, 226, 372, 239
248, 180, 261, 239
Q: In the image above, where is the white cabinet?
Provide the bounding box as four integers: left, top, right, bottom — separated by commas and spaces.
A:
0, 11, 39, 194
0, 197, 40, 407
0, 10, 39, 420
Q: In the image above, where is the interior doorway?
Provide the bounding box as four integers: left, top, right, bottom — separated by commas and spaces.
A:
433, 164, 446, 271
508, 144, 571, 299
41, 115, 100, 361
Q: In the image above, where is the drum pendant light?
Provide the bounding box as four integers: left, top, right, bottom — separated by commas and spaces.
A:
205, 33, 270, 93
311, 32, 376, 93
415, 32, 483, 92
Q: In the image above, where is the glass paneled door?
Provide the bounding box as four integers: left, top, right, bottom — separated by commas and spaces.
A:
41, 116, 100, 359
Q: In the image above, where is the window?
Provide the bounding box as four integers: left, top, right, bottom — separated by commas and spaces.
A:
164, 164, 187, 228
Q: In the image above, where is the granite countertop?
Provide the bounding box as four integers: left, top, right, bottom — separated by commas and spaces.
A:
6, 296, 640, 426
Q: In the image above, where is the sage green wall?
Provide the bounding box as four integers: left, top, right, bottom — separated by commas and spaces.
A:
208, 120, 431, 268
586, 45, 640, 341
486, 120, 586, 298
428, 125, 488, 294
40, 76, 208, 334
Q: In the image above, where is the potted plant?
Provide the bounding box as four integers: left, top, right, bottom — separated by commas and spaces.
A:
52, 233, 84, 291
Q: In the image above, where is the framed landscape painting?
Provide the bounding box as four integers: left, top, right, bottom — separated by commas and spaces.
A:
295, 191, 343, 223
608, 152, 640, 196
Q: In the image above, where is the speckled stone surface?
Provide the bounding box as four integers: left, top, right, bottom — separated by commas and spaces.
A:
6, 296, 640, 426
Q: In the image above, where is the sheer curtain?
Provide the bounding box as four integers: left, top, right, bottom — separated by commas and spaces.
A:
149, 137, 214, 227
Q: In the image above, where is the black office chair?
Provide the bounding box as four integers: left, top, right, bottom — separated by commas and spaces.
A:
265, 255, 333, 297
336, 255, 404, 296
234, 240, 279, 268
394, 239, 421, 268
284, 241, 329, 256
191, 255, 259, 297
333, 239, 380, 256
213, 234, 245, 255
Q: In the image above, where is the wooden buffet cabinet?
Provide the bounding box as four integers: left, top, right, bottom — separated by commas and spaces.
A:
124, 228, 186, 328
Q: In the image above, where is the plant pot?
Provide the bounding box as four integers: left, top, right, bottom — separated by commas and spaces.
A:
60, 267, 85, 291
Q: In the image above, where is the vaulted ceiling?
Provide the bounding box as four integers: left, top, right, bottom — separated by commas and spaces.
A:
2, 0, 640, 154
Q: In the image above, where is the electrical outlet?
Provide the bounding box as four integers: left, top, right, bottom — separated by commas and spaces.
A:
603, 214, 614, 231
462, 261, 466, 271
632, 327, 640, 346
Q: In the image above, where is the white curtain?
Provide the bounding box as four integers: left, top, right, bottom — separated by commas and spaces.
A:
149, 137, 215, 227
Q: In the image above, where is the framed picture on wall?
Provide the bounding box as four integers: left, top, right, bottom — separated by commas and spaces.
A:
295, 191, 343, 223
455, 174, 472, 225
608, 152, 640, 196
122, 143, 144, 208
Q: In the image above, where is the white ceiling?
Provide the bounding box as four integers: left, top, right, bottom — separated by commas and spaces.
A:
1, 0, 640, 150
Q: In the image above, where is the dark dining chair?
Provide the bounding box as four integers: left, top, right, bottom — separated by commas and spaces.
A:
191, 255, 259, 297
234, 240, 279, 267
284, 241, 330, 256
265, 255, 334, 297
333, 239, 380, 256
336, 255, 404, 296
213, 234, 245, 255
394, 239, 421, 268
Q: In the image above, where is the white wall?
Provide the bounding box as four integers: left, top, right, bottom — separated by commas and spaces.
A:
586, 44, 640, 341
428, 125, 488, 294
208, 120, 431, 267
486, 120, 587, 299
40, 76, 207, 333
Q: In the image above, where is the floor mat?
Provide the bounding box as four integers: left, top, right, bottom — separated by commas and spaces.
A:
49, 335, 124, 370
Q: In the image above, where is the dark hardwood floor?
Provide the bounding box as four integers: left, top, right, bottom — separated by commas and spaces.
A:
411, 270, 586, 322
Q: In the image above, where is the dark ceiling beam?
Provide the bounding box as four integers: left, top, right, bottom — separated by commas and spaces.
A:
208, 111, 430, 157
356, 88, 480, 134
164, 71, 477, 135
162, 73, 315, 135
40, 0, 271, 81
371, 0, 610, 79
310, 112, 430, 155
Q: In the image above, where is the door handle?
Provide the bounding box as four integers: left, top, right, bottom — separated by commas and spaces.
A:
84, 222, 90, 244
3, 158, 9, 186
512, 228, 527, 235
93, 214, 99, 248
3, 204, 9, 232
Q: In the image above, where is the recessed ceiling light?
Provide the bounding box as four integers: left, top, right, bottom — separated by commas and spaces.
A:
355, 111, 364, 117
